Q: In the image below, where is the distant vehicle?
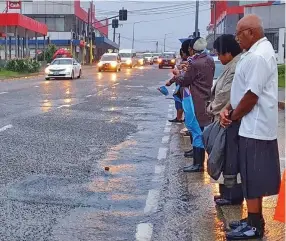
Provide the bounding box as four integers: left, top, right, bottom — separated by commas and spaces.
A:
136, 53, 145, 66
45, 58, 82, 80
97, 53, 121, 72
158, 52, 176, 69
143, 53, 154, 65
152, 53, 161, 63
119, 49, 137, 68
212, 56, 224, 86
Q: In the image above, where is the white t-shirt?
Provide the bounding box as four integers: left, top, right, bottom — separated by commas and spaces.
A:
230, 37, 278, 140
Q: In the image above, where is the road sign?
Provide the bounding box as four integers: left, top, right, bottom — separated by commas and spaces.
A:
7, 0, 22, 9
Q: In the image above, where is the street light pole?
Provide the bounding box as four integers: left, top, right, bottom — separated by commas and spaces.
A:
195, 0, 199, 37
164, 33, 172, 52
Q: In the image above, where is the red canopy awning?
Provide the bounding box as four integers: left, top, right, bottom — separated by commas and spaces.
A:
0, 13, 48, 37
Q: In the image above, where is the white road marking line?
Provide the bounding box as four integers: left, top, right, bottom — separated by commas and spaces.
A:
0, 92, 8, 95
57, 105, 71, 109
155, 165, 165, 174
164, 127, 171, 133
34, 86, 39, 88
113, 83, 119, 86
157, 147, 168, 160
161, 135, 170, 144
168, 108, 173, 112
126, 85, 144, 88
135, 223, 153, 241
0, 124, 13, 132
167, 114, 173, 119
144, 189, 160, 213
86, 95, 92, 98
169, 104, 173, 108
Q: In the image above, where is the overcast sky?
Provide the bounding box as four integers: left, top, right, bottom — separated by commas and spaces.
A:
91, 0, 211, 52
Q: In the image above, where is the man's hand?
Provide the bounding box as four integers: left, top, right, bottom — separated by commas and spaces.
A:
172, 69, 179, 76
220, 109, 232, 128
165, 81, 172, 86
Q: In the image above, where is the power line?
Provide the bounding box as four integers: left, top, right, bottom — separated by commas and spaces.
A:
121, 6, 210, 25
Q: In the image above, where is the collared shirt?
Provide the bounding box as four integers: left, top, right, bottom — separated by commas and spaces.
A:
230, 37, 278, 140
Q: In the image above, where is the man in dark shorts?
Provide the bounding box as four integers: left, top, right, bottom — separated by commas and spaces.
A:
220, 14, 281, 240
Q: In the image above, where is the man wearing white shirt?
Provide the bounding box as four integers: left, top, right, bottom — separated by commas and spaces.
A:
220, 14, 281, 240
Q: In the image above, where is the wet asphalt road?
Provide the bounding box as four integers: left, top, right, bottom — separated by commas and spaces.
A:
0, 65, 173, 241
0, 65, 285, 241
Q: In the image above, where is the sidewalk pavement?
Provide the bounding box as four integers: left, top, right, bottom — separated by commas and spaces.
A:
165, 110, 285, 241
278, 88, 285, 110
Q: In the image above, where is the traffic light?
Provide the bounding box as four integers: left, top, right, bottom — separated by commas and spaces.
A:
119, 9, 127, 21
112, 19, 119, 28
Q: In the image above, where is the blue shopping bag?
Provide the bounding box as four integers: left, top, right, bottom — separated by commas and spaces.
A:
157, 86, 169, 96
182, 87, 204, 148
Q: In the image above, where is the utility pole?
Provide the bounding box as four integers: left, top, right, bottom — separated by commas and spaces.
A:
156, 41, 158, 52
213, 1, 217, 42
132, 22, 136, 49
195, 0, 199, 38
164, 34, 166, 52
89, 0, 93, 65
118, 33, 121, 48
113, 27, 116, 43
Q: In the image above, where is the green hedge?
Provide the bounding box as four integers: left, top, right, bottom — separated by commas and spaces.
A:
5, 59, 41, 73
278, 65, 285, 76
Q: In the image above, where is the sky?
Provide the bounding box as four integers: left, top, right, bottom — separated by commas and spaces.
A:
92, 0, 211, 52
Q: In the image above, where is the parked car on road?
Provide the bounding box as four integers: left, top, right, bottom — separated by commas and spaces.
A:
45, 58, 82, 80
98, 53, 121, 72
158, 52, 176, 69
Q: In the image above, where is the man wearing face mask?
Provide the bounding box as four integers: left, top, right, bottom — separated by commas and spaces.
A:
181, 37, 215, 173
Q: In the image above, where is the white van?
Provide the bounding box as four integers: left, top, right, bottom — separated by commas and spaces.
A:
119, 49, 137, 68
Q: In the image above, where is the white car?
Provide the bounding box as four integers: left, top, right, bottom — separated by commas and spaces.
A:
98, 53, 121, 72
45, 58, 82, 80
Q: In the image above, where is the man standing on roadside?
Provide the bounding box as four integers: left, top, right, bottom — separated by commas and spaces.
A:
220, 14, 281, 239
181, 37, 215, 172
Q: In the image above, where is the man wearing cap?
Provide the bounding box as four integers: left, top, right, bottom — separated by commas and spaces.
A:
181, 37, 215, 172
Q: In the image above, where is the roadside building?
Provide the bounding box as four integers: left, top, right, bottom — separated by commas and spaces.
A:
0, 0, 119, 63
242, 1, 285, 64
206, 0, 285, 64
